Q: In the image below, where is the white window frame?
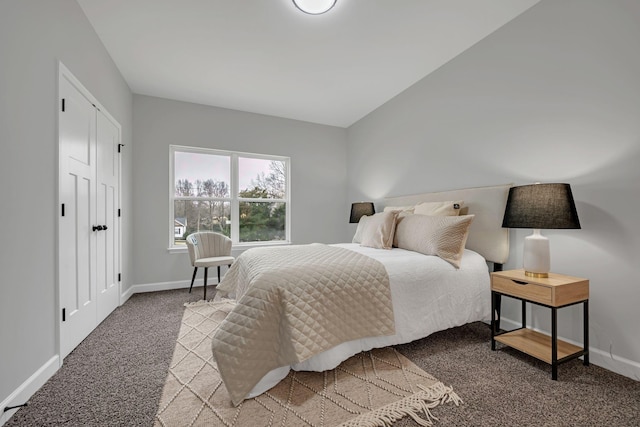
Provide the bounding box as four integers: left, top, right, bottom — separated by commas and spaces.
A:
169, 145, 291, 252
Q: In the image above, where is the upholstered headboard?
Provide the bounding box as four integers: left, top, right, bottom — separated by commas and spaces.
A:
384, 184, 512, 264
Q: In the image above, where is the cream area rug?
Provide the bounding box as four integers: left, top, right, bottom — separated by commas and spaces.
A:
154, 300, 461, 427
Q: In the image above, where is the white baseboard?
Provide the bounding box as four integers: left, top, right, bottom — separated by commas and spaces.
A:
120, 284, 135, 305
0, 356, 59, 426
121, 278, 220, 303
496, 317, 640, 382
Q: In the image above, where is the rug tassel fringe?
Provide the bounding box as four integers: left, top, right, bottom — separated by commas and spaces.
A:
338, 382, 461, 427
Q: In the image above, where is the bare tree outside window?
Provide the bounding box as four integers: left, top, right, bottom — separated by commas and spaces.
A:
239, 160, 287, 242
171, 148, 289, 246
250, 161, 286, 199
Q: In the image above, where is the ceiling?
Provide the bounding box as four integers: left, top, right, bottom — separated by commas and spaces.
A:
77, 0, 540, 128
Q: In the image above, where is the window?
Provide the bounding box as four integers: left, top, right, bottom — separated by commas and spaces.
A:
170, 145, 290, 249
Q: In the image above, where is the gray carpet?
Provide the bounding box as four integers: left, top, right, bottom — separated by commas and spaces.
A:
5, 288, 201, 427
6, 288, 639, 426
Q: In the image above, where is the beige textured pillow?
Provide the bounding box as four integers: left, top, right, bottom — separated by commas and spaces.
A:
384, 205, 414, 231
413, 200, 463, 216
394, 214, 475, 268
393, 200, 462, 247
359, 211, 399, 250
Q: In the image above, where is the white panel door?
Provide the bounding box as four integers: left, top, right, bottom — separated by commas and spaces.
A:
58, 64, 122, 360
96, 110, 120, 323
59, 76, 98, 359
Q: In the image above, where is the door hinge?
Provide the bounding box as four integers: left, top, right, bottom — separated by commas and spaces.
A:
62, 308, 66, 322
61, 203, 65, 217
118, 208, 121, 217
117, 144, 125, 153
61, 98, 65, 112
118, 273, 121, 282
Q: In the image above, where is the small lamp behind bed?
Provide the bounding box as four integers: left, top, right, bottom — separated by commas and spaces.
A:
502, 183, 581, 278
350, 202, 375, 223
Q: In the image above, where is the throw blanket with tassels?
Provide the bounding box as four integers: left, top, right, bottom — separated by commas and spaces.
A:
211, 243, 395, 406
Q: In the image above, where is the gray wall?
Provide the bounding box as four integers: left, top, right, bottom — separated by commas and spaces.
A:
132, 95, 348, 286
0, 0, 133, 404
347, 0, 640, 374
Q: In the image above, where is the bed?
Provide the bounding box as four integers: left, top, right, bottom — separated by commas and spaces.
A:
212, 184, 512, 405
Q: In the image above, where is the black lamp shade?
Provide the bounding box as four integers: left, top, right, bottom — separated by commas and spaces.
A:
350, 202, 375, 223
502, 183, 581, 229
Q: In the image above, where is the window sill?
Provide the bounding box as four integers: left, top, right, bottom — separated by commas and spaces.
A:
167, 240, 291, 254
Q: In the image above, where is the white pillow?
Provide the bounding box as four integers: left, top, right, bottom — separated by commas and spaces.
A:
358, 211, 399, 250
413, 200, 463, 217
383, 205, 415, 214
394, 214, 474, 268
352, 215, 371, 244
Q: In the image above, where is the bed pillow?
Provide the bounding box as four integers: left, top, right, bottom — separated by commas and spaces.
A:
392, 200, 463, 247
358, 211, 399, 249
383, 205, 415, 214
351, 214, 371, 244
394, 214, 474, 268
413, 200, 463, 216
384, 205, 414, 230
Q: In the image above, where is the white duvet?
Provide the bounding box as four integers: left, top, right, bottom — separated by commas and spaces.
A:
236, 244, 492, 399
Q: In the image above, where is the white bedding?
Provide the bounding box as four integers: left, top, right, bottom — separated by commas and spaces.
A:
239, 244, 491, 399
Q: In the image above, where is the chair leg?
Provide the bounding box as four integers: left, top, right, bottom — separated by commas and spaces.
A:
203, 267, 208, 300
217, 265, 221, 284
189, 267, 198, 293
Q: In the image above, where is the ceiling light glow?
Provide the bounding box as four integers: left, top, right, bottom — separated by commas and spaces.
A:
292, 0, 337, 15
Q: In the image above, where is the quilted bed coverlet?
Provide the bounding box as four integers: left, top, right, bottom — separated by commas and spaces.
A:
211, 243, 395, 405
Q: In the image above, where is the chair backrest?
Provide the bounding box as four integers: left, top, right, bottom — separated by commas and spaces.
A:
186, 232, 232, 266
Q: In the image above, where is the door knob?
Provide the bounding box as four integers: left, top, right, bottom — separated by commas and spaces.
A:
92, 225, 104, 231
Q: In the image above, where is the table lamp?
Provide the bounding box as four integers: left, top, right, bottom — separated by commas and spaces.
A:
349, 202, 375, 223
502, 183, 581, 278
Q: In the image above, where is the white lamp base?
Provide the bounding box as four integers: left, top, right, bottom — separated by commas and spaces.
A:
523, 229, 550, 278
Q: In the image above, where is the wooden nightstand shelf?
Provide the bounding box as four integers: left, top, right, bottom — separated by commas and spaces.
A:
491, 269, 589, 379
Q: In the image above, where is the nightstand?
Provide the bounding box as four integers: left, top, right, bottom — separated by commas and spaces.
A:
490, 269, 589, 380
